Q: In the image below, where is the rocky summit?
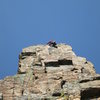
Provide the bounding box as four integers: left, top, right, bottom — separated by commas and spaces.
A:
0, 43, 100, 100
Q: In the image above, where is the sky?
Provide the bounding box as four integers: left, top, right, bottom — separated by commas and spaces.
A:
0, 0, 100, 79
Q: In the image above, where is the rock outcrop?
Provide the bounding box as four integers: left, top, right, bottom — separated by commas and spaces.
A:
0, 43, 100, 100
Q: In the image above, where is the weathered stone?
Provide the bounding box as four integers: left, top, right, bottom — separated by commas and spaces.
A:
0, 43, 99, 100
0, 93, 3, 100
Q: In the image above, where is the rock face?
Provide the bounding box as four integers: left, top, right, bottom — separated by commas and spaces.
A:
0, 43, 100, 100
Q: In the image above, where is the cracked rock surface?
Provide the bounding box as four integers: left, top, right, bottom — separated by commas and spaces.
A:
0, 43, 100, 100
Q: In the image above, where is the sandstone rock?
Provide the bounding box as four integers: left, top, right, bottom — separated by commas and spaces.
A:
0, 43, 99, 100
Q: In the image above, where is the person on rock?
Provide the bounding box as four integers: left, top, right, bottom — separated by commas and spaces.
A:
47, 40, 57, 48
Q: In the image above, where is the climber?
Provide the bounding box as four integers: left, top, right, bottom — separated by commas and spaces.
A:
47, 40, 57, 48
